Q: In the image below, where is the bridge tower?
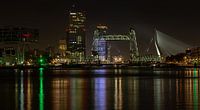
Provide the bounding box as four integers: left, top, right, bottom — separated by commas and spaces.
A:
129, 28, 139, 62
91, 25, 109, 63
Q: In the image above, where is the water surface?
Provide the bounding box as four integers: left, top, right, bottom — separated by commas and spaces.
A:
0, 67, 199, 110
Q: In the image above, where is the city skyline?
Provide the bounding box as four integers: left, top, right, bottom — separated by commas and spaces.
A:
0, 0, 200, 55
1, 1, 200, 109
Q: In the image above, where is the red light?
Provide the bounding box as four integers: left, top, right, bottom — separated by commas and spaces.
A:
22, 34, 32, 38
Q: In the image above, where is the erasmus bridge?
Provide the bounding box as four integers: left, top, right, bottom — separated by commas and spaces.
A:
92, 27, 191, 63
140, 30, 192, 63
154, 30, 191, 57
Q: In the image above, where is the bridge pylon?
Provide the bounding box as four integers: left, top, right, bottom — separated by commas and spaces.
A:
129, 28, 139, 63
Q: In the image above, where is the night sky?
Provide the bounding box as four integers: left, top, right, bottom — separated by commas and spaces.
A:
0, 0, 200, 58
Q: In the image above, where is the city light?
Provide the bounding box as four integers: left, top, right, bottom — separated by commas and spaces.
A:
113, 56, 124, 64
38, 56, 46, 66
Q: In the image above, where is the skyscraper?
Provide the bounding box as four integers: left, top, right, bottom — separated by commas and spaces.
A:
66, 7, 86, 63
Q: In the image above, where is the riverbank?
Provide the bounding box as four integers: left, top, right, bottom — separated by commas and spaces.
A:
0, 63, 197, 70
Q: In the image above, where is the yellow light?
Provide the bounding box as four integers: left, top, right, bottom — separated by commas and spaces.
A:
70, 13, 76, 15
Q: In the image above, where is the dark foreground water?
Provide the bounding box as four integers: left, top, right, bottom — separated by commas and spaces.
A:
0, 67, 200, 110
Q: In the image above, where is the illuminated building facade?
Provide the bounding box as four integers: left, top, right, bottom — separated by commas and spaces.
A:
58, 40, 67, 57
0, 26, 39, 65
185, 47, 200, 64
92, 25, 108, 62
66, 9, 86, 63
0, 26, 38, 42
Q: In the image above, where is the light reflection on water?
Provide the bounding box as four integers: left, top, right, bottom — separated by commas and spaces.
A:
176, 68, 199, 110
20, 70, 24, 110
39, 68, 44, 110
0, 67, 200, 110
95, 77, 106, 110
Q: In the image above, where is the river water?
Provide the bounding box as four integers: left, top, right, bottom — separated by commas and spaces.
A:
0, 67, 199, 110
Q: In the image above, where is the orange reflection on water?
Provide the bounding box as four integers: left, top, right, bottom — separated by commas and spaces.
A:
185, 68, 199, 77
51, 77, 90, 110
176, 68, 199, 110
51, 78, 69, 110
114, 77, 122, 110
26, 72, 32, 110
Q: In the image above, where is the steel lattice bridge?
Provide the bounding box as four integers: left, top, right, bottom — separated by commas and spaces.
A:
98, 35, 130, 41
92, 28, 139, 63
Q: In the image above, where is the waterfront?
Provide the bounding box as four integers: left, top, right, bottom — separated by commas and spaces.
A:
0, 67, 200, 110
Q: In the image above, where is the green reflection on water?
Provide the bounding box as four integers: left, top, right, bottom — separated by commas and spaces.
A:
39, 68, 44, 110
193, 68, 197, 77
193, 68, 198, 110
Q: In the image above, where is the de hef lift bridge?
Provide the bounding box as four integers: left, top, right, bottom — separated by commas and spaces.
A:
91, 27, 191, 64
92, 27, 139, 63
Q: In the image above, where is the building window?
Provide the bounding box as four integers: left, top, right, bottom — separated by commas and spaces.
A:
77, 36, 82, 44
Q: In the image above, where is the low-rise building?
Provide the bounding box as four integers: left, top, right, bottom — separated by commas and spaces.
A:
0, 26, 39, 65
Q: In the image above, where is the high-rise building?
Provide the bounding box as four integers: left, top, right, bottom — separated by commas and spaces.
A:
96, 24, 108, 35
66, 7, 86, 63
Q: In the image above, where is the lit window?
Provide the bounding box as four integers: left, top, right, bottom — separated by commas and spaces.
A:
70, 13, 76, 15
